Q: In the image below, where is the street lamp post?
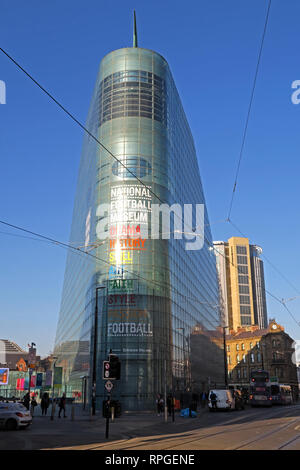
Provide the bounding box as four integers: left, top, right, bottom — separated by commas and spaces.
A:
91, 285, 105, 416
27, 342, 36, 397
223, 326, 229, 388
176, 327, 186, 391
50, 356, 58, 421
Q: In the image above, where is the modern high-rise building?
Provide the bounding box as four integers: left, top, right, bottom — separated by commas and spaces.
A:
54, 22, 221, 411
213, 237, 268, 331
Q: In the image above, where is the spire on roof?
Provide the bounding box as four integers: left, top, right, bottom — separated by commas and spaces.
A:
133, 10, 138, 47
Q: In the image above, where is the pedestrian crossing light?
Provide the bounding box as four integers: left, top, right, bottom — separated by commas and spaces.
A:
102, 355, 121, 380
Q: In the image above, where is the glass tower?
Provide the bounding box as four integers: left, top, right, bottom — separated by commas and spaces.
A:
54, 43, 221, 411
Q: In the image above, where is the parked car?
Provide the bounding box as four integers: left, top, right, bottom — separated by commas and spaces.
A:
0, 402, 32, 430
208, 389, 235, 411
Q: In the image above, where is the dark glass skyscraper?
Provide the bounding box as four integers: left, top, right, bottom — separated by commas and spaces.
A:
54, 36, 221, 411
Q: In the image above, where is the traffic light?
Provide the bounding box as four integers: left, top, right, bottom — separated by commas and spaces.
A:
103, 360, 111, 379
109, 354, 121, 380
102, 355, 121, 380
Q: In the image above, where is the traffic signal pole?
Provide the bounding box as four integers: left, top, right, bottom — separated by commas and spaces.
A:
91, 286, 105, 416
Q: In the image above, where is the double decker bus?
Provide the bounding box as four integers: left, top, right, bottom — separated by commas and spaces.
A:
249, 370, 272, 407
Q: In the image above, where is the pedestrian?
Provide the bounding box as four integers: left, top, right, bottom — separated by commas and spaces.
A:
41, 392, 50, 416
210, 391, 218, 410
201, 391, 207, 408
30, 396, 38, 416
23, 392, 30, 410
58, 393, 67, 418
159, 395, 164, 414
167, 394, 172, 416
155, 394, 161, 416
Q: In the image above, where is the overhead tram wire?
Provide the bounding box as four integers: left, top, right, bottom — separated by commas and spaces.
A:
0, 46, 224, 249
227, 0, 272, 221
0, 46, 168, 209
1, 215, 296, 329
0, 218, 221, 328
3, 39, 295, 326
0, 46, 225, 312
228, 218, 300, 298
226, 219, 300, 328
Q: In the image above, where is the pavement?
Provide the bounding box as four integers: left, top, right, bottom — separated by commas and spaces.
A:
2, 403, 300, 450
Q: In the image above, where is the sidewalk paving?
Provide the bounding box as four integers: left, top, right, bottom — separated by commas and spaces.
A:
11, 404, 210, 450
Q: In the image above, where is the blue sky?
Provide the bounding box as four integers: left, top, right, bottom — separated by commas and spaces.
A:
0, 0, 300, 357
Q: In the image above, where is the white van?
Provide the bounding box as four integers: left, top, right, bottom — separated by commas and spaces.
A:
208, 389, 235, 411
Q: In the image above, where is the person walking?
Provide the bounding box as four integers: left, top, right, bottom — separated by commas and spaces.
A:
167, 394, 172, 416
159, 395, 164, 415
155, 394, 162, 416
23, 392, 30, 410
201, 391, 207, 408
210, 391, 218, 410
58, 393, 67, 418
30, 396, 38, 416
41, 392, 50, 416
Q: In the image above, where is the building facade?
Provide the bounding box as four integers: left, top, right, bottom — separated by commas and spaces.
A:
54, 41, 221, 411
191, 320, 298, 400
213, 237, 268, 330
226, 320, 298, 399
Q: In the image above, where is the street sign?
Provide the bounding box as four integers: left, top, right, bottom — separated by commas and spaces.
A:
105, 380, 114, 392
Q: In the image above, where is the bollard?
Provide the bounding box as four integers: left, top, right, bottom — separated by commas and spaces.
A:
71, 405, 75, 421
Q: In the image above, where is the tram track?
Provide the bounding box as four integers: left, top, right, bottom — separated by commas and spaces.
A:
91, 405, 300, 450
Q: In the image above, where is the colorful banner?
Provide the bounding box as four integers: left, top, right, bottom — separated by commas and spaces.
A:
36, 373, 43, 388
0, 368, 9, 385
53, 367, 62, 387
45, 370, 52, 386
30, 375, 36, 388
16, 378, 25, 390
28, 347, 36, 367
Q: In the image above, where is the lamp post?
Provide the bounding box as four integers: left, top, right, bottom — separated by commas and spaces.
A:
176, 327, 186, 391
91, 285, 105, 416
223, 326, 229, 388
27, 342, 36, 397
50, 356, 58, 421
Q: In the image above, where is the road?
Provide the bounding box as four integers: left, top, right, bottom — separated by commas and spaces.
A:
2, 404, 300, 450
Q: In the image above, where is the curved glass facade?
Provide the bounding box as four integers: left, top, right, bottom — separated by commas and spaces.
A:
54, 47, 222, 411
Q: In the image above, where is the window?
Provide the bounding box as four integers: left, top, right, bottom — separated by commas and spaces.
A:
237, 354, 240, 363
242, 354, 246, 363
99, 70, 166, 125
240, 306, 251, 315
256, 341, 260, 349
239, 285, 250, 294
236, 344, 240, 351
238, 275, 249, 284
226, 345, 230, 352
238, 266, 248, 274
240, 295, 250, 304
227, 356, 231, 364
237, 369, 241, 379
241, 315, 251, 325
243, 368, 248, 378
250, 353, 255, 363
236, 246, 247, 255
250, 342, 253, 349
272, 339, 276, 348
241, 343, 245, 350
257, 352, 262, 362
237, 255, 248, 265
